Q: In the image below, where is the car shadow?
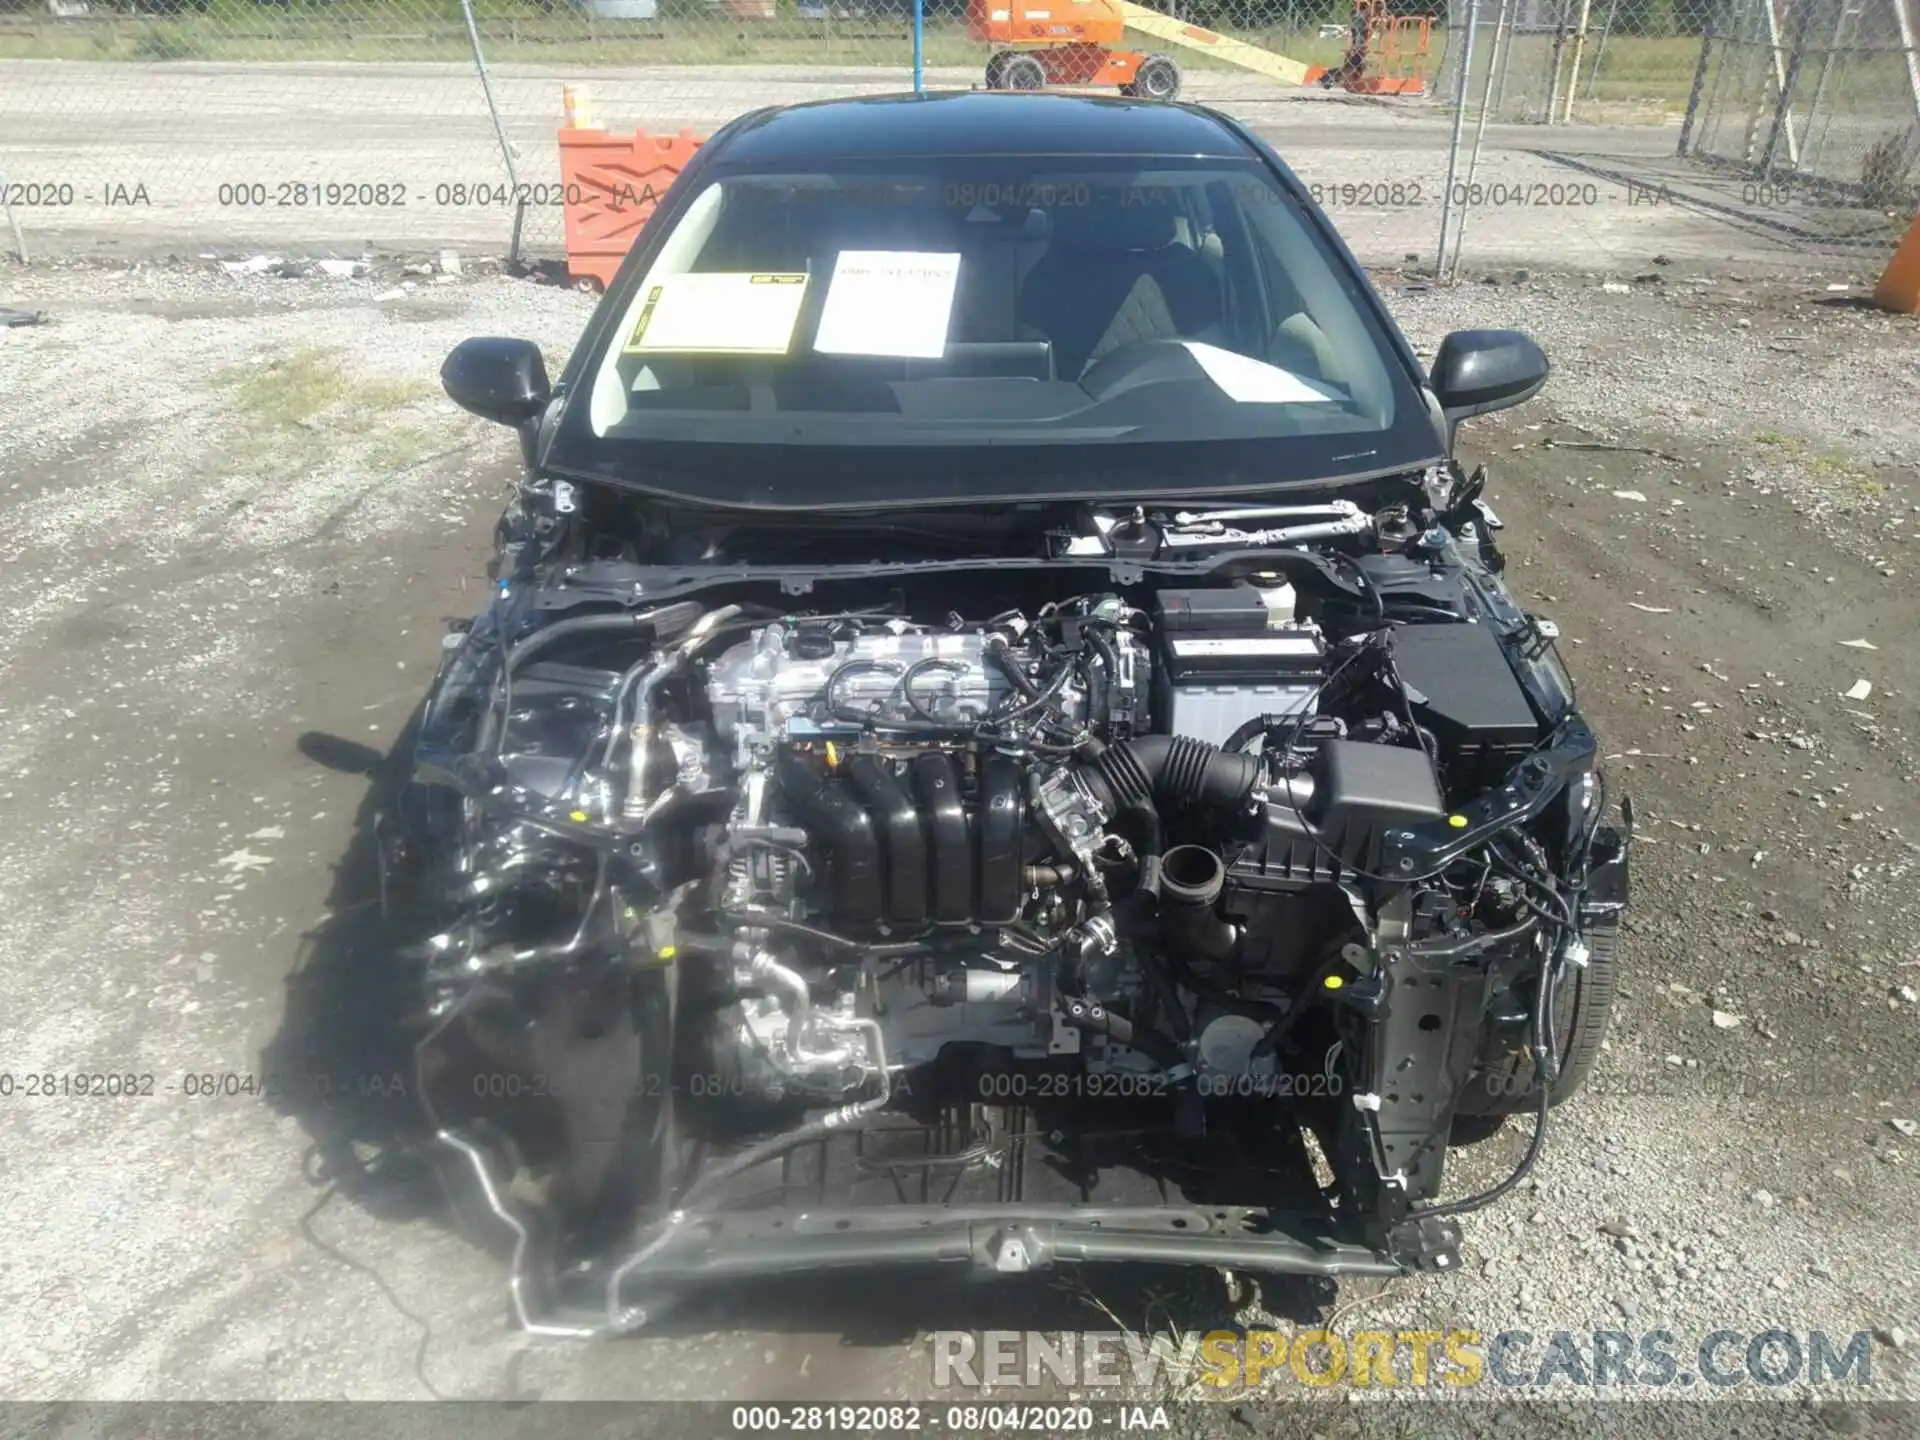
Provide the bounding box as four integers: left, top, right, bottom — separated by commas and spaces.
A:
261, 726, 1342, 1346
261, 728, 448, 1230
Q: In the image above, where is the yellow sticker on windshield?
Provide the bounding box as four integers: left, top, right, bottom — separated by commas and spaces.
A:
623, 272, 809, 355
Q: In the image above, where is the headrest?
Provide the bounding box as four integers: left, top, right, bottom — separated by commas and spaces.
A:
1051, 200, 1177, 252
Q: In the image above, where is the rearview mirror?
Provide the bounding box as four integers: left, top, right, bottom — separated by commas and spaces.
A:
1429, 329, 1549, 429
441, 337, 550, 427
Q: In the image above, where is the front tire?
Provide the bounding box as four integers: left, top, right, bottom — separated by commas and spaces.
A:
1121, 54, 1181, 100
1451, 920, 1619, 1141
1000, 53, 1047, 91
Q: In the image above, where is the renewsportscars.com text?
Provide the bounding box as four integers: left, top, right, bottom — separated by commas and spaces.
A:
931, 1327, 1876, 1390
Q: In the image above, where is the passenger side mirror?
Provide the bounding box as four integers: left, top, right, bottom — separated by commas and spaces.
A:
441, 337, 551, 427
1429, 329, 1549, 430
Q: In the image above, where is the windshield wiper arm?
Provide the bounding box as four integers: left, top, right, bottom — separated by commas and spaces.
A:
1168, 502, 1362, 526
1157, 498, 1375, 550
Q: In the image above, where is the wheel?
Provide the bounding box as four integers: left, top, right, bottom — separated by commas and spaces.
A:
984, 51, 1009, 90
1451, 918, 1619, 1141
1000, 53, 1047, 91
1121, 53, 1181, 100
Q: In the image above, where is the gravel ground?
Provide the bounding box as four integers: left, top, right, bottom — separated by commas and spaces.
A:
0, 257, 1915, 1435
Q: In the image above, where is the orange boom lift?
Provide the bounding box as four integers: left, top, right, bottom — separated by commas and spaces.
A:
969, 0, 1434, 102
1304, 0, 1433, 96
970, 0, 1182, 99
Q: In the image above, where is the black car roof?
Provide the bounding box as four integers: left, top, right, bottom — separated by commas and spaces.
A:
710, 91, 1260, 166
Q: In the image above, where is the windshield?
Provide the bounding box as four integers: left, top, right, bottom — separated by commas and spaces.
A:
554, 153, 1443, 507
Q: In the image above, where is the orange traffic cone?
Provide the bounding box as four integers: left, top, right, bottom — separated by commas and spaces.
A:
1874, 210, 1920, 314
562, 84, 597, 131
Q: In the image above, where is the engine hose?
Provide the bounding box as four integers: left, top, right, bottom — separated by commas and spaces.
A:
496, 600, 708, 764
1158, 844, 1238, 963
985, 636, 1042, 699
901, 656, 969, 724
1224, 713, 1294, 755
1060, 996, 1185, 1071
717, 908, 929, 959
1083, 627, 1121, 726
1141, 954, 1193, 1042
1077, 734, 1261, 817
826, 658, 976, 738
1061, 996, 1204, 1136
503, 601, 704, 676
1247, 948, 1345, 1062
1167, 951, 1285, 1022
986, 649, 1077, 724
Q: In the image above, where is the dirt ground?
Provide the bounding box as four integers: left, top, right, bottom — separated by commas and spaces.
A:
0, 255, 1915, 1433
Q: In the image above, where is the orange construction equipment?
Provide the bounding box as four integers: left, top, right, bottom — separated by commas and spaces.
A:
1303, 0, 1434, 96
1874, 209, 1920, 314
971, 0, 1181, 98
556, 106, 702, 292
970, 0, 1433, 101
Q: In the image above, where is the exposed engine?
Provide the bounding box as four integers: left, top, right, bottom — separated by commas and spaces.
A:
396, 487, 1629, 1325
690, 594, 1323, 1097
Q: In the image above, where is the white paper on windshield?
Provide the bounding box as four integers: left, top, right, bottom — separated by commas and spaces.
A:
813, 250, 962, 359
1182, 342, 1340, 404
623, 272, 809, 355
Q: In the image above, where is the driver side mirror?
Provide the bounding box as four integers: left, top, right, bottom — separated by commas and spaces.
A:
1429, 329, 1549, 430
441, 337, 551, 427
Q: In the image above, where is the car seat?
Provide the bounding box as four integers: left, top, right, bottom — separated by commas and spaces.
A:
1017, 202, 1224, 380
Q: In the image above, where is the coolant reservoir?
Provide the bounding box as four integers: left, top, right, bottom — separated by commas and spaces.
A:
1253, 577, 1296, 628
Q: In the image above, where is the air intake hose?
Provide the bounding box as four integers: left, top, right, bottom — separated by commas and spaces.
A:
1076, 735, 1260, 817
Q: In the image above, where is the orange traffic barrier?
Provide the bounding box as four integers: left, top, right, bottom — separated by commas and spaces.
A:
558, 117, 702, 293
1873, 210, 1920, 314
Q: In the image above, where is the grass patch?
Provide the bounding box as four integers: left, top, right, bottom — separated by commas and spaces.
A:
1744, 428, 1872, 485
355, 374, 436, 413
364, 421, 446, 472
217, 346, 431, 425
214, 345, 436, 477
128, 20, 209, 60
1802, 451, 1865, 481
217, 346, 356, 427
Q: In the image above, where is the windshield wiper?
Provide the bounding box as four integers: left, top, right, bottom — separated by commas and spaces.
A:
1158, 499, 1375, 550
1053, 500, 1376, 557
1168, 502, 1360, 525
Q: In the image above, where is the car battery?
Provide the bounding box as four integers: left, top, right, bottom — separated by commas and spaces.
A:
1150, 588, 1326, 747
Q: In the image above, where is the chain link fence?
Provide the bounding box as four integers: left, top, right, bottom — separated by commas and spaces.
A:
1422, 0, 1918, 255
0, 0, 1404, 263
0, 0, 935, 258
1431, 0, 1723, 124
1, 0, 1915, 265
1681, 0, 1920, 204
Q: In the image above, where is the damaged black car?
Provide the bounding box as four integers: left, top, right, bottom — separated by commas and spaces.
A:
384, 91, 1632, 1333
